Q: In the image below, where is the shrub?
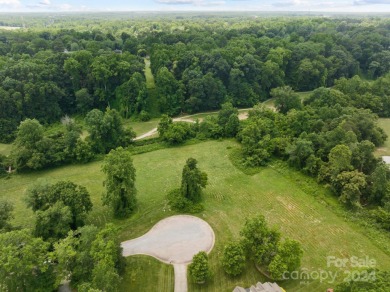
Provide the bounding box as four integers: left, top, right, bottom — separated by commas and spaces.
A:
222, 241, 246, 276
188, 251, 211, 284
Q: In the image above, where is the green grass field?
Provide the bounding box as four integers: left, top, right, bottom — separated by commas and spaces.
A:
0, 143, 13, 156
1, 140, 390, 291
375, 118, 390, 156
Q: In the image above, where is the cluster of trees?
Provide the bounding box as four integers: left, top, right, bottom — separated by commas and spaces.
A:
222, 215, 303, 280
0, 44, 145, 142
0, 223, 125, 291
0, 145, 137, 290
238, 88, 389, 211
157, 102, 240, 146
149, 17, 390, 115
25, 180, 93, 242
2, 16, 390, 142
8, 108, 135, 171
10, 118, 92, 171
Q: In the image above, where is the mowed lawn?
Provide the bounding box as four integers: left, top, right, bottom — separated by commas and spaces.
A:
1, 140, 390, 291
375, 118, 390, 156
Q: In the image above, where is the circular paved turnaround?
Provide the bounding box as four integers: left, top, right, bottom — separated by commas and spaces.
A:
121, 215, 215, 264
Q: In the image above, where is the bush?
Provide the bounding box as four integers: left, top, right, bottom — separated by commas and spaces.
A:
162, 122, 195, 145
139, 110, 151, 122
222, 241, 246, 276
188, 251, 211, 284
167, 188, 204, 213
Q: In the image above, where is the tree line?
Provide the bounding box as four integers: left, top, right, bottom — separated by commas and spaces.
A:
2, 16, 390, 142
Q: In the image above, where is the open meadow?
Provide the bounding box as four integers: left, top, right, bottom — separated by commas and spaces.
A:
1, 140, 390, 291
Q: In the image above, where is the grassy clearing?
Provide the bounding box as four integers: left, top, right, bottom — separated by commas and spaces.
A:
0, 143, 13, 156
119, 256, 174, 292
123, 118, 160, 137
375, 118, 390, 156
1, 140, 389, 291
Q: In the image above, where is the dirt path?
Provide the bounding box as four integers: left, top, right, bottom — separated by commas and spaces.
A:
134, 108, 251, 141
121, 215, 215, 292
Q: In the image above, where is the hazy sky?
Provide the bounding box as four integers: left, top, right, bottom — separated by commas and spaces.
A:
1, 0, 390, 12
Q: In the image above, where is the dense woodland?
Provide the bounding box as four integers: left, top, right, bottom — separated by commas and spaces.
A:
1, 13, 390, 291
1, 15, 390, 142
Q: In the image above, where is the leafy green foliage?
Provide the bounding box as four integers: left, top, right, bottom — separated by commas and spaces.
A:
0, 230, 55, 291
181, 158, 208, 203
272, 86, 302, 114
102, 147, 137, 218
239, 215, 303, 280
85, 108, 136, 154
188, 251, 211, 284
335, 270, 390, 292
34, 201, 73, 242
55, 224, 124, 291
25, 180, 92, 241
222, 241, 246, 276
268, 238, 303, 280
240, 215, 280, 267
0, 200, 14, 232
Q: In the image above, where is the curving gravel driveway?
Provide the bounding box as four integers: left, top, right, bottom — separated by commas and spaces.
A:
121, 215, 215, 292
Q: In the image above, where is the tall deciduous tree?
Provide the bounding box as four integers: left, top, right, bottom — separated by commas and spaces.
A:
181, 158, 208, 203
102, 147, 137, 218
271, 86, 302, 114
240, 215, 281, 266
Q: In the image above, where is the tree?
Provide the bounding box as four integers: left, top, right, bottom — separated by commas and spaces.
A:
218, 102, 240, 137
85, 108, 135, 154
75, 88, 94, 113
319, 144, 352, 183
272, 86, 302, 114
55, 224, 124, 291
287, 139, 314, 169
55, 225, 99, 287
0, 230, 55, 291
90, 224, 124, 291
12, 119, 47, 171
157, 114, 173, 137
188, 251, 211, 284
222, 241, 246, 276
14, 118, 44, 147
0, 200, 14, 232
240, 215, 281, 266
181, 158, 208, 203
34, 201, 73, 242
26, 180, 93, 230
156, 67, 184, 115
162, 122, 194, 145
102, 147, 137, 218
335, 170, 367, 208
369, 163, 390, 204
268, 239, 303, 280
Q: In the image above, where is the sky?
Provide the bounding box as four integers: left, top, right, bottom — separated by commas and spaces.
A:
1, 0, 390, 13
